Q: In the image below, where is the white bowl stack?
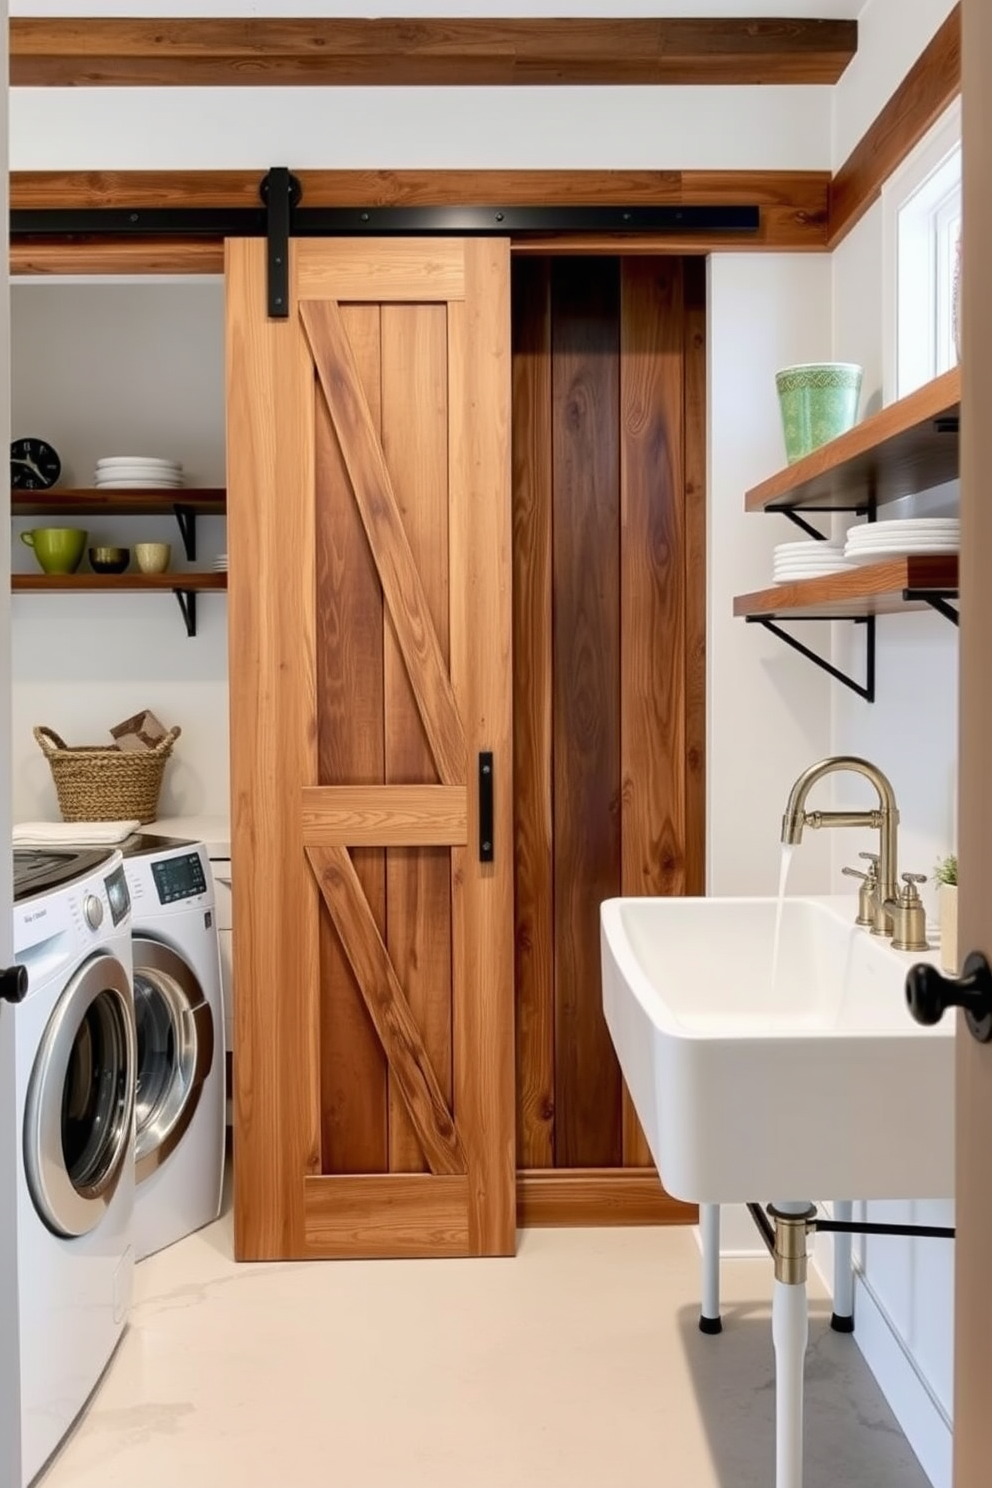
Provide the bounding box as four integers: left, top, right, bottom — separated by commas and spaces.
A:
94, 456, 184, 490
211, 552, 228, 573
843, 517, 960, 563
773, 539, 856, 585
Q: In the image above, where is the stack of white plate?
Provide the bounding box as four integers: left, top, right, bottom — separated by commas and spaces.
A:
844, 518, 960, 563
211, 553, 228, 573
773, 539, 856, 585
94, 456, 184, 490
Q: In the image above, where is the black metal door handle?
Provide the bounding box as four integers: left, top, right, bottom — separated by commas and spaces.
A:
0, 965, 28, 1005
479, 751, 494, 863
906, 952, 992, 1044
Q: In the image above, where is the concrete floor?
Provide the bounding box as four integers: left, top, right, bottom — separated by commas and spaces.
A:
40, 1200, 932, 1488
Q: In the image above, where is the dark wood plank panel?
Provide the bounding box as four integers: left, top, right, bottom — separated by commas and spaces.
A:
683, 258, 708, 899
552, 257, 623, 1170
829, 4, 961, 247
302, 298, 467, 786
745, 367, 960, 513
511, 258, 555, 1171
618, 258, 686, 1169
314, 303, 389, 1176
10, 18, 857, 87
518, 1169, 696, 1226
304, 1174, 469, 1258
381, 303, 453, 1173
307, 845, 467, 1177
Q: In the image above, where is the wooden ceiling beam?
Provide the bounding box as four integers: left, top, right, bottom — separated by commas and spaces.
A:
9, 17, 857, 88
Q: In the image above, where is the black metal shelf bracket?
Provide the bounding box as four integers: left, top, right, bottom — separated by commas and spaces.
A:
173, 504, 197, 562
746, 613, 876, 702
904, 589, 960, 626
173, 588, 198, 638
764, 494, 877, 540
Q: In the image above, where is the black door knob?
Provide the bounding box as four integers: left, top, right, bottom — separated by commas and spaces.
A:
0, 964, 28, 1005
906, 951, 992, 1044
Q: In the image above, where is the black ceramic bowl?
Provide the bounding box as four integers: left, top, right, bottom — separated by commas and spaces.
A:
89, 546, 130, 574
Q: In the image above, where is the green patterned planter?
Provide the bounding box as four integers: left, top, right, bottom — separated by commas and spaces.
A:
775, 362, 863, 464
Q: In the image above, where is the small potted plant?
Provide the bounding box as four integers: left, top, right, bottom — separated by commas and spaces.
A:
934, 853, 958, 975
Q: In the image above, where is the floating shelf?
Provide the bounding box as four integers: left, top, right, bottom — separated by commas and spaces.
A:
10, 487, 226, 517
12, 572, 227, 592
745, 368, 960, 515
733, 556, 958, 620
11, 570, 228, 637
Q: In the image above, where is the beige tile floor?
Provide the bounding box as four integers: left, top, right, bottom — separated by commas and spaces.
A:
41, 1194, 931, 1488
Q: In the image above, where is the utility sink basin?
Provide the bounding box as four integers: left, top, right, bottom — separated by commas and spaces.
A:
601, 896, 954, 1204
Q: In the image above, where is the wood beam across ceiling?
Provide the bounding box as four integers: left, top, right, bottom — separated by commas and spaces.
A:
9, 16, 857, 88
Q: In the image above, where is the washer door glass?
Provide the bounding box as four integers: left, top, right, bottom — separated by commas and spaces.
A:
25, 951, 135, 1238
133, 937, 214, 1183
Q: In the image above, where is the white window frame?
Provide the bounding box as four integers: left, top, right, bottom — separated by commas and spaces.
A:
882, 96, 962, 404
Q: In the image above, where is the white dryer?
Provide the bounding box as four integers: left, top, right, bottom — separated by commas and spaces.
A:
121, 835, 225, 1260
1, 847, 135, 1488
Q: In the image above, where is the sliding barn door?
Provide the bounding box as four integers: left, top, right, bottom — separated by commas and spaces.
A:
226, 238, 514, 1259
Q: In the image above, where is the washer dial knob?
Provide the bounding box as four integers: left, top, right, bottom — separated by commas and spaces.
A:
83, 893, 104, 930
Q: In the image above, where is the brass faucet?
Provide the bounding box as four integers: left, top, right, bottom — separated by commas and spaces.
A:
781, 756, 899, 936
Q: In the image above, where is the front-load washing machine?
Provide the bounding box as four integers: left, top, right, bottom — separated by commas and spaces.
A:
121, 835, 225, 1260
0, 847, 135, 1488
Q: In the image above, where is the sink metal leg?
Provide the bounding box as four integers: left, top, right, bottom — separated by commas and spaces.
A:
698, 1203, 722, 1334
770, 1202, 816, 1488
831, 1200, 855, 1332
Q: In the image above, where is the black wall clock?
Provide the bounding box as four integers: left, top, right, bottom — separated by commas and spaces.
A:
11, 437, 62, 491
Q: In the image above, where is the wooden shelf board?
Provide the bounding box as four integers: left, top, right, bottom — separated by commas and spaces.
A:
745, 368, 961, 513
733, 555, 958, 620
12, 571, 228, 592
11, 487, 225, 516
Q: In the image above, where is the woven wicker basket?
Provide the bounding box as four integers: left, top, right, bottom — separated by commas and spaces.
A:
34, 724, 182, 824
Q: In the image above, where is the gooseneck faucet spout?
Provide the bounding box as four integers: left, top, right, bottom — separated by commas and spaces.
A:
781, 755, 899, 935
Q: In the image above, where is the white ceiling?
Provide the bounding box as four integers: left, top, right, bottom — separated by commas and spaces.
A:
9, 2, 867, 19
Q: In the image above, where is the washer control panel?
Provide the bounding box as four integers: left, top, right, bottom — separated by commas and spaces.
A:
151, 850, 208, 905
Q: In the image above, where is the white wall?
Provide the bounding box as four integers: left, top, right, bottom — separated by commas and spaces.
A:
824, 183, 957, 1488
832, 0, 959, 168
707, 254, 833, 897
9, 281, 228, 824
9, 86, 833, 172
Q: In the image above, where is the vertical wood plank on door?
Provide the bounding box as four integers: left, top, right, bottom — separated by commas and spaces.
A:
618, 258, 686, 1167
381, 303, 453, 1172
227, 238, 320, 1258
511, 258, 555, 1170
315, 303, 389, 1174
683, 257, 707, 896
448, 238, 516, 1253
552, 257, 623, 1170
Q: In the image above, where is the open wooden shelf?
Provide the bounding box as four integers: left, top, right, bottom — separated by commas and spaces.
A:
12, 571, 227, 592
745, 368, 960, 514
733, 555, 958, 620
11, 487, 226, 516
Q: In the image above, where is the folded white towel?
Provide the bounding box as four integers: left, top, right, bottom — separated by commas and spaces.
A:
13, 819, 141, 846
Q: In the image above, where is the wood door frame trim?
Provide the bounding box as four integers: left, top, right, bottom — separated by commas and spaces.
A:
517, 1168, 696, 1227
828, 4, 961, 248
9, 17, 858, 89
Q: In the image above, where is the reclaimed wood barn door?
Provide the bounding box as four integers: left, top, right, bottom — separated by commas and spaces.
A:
226, 238, 514, 1259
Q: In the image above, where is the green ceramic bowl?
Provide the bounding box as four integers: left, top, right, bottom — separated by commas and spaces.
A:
775, 363, 863, 464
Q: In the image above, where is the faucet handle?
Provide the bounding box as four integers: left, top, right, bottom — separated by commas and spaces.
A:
842, 864, 876, 927
859, 851, 880, 870
900, 872, 927, 904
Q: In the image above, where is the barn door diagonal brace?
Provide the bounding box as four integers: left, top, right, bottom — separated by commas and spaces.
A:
259, 167, 303, 319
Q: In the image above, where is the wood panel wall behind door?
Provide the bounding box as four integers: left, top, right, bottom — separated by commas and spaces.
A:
512, 256, 704, 1208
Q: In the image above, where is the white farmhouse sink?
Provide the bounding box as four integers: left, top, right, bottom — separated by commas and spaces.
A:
601, 895, 954, 1204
